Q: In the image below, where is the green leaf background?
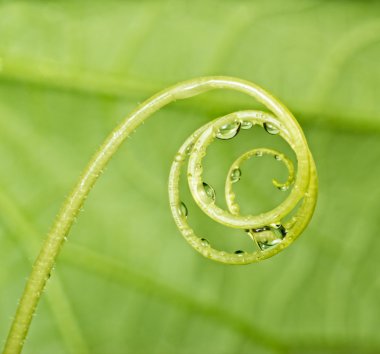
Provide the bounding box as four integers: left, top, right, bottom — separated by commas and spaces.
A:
1, 1, 380, 353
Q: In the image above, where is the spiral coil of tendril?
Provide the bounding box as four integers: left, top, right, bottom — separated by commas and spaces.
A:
167, 78, 317, 264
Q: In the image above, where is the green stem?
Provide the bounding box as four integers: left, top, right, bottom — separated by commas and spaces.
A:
0, 189, 88, 354
3, 76, 317, 353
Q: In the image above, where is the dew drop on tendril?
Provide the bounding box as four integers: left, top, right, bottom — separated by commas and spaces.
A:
179, 202, 188, 218
230, 168, 241, 183
278, 185, 289, 192
241, 121, 253, 130
263, 122, 280, 135
257, 238, 282, 250
174, 152, 184, 162
216, 121, 241, 140
200, 238, 210, 247
234, 250, 245, 256
251, 225, 286, 250
202, 182, 216, 202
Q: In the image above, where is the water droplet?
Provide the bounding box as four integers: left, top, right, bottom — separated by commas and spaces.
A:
216, 121, 241, 140
274, 154, 282, 161
278, 185, 289, 192
203, 182, 216, 201
263, 122, 280, 135
241, 121, 253, 130
200, 238, 210, 247
234, 250, 245, 256
252, 225, 285, 250
255, 150, 263, 157
258, 239, 282, 250
179, 202, 188, 218
174, 152, 184, 162
230, 168, 241, 183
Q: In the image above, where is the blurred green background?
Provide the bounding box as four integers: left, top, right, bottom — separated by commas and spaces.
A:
1, 1, 380, 353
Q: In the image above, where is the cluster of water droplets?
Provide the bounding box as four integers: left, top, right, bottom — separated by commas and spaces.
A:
221, 119, 293, 255
168, 109, 308, 264
164, 78, 317, 265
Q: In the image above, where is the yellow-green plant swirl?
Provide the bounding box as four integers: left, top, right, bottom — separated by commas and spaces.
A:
3, 77, 317, 354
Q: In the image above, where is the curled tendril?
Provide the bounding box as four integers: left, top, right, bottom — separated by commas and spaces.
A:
170, 108, 317, 265
4, 77, 317, 354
